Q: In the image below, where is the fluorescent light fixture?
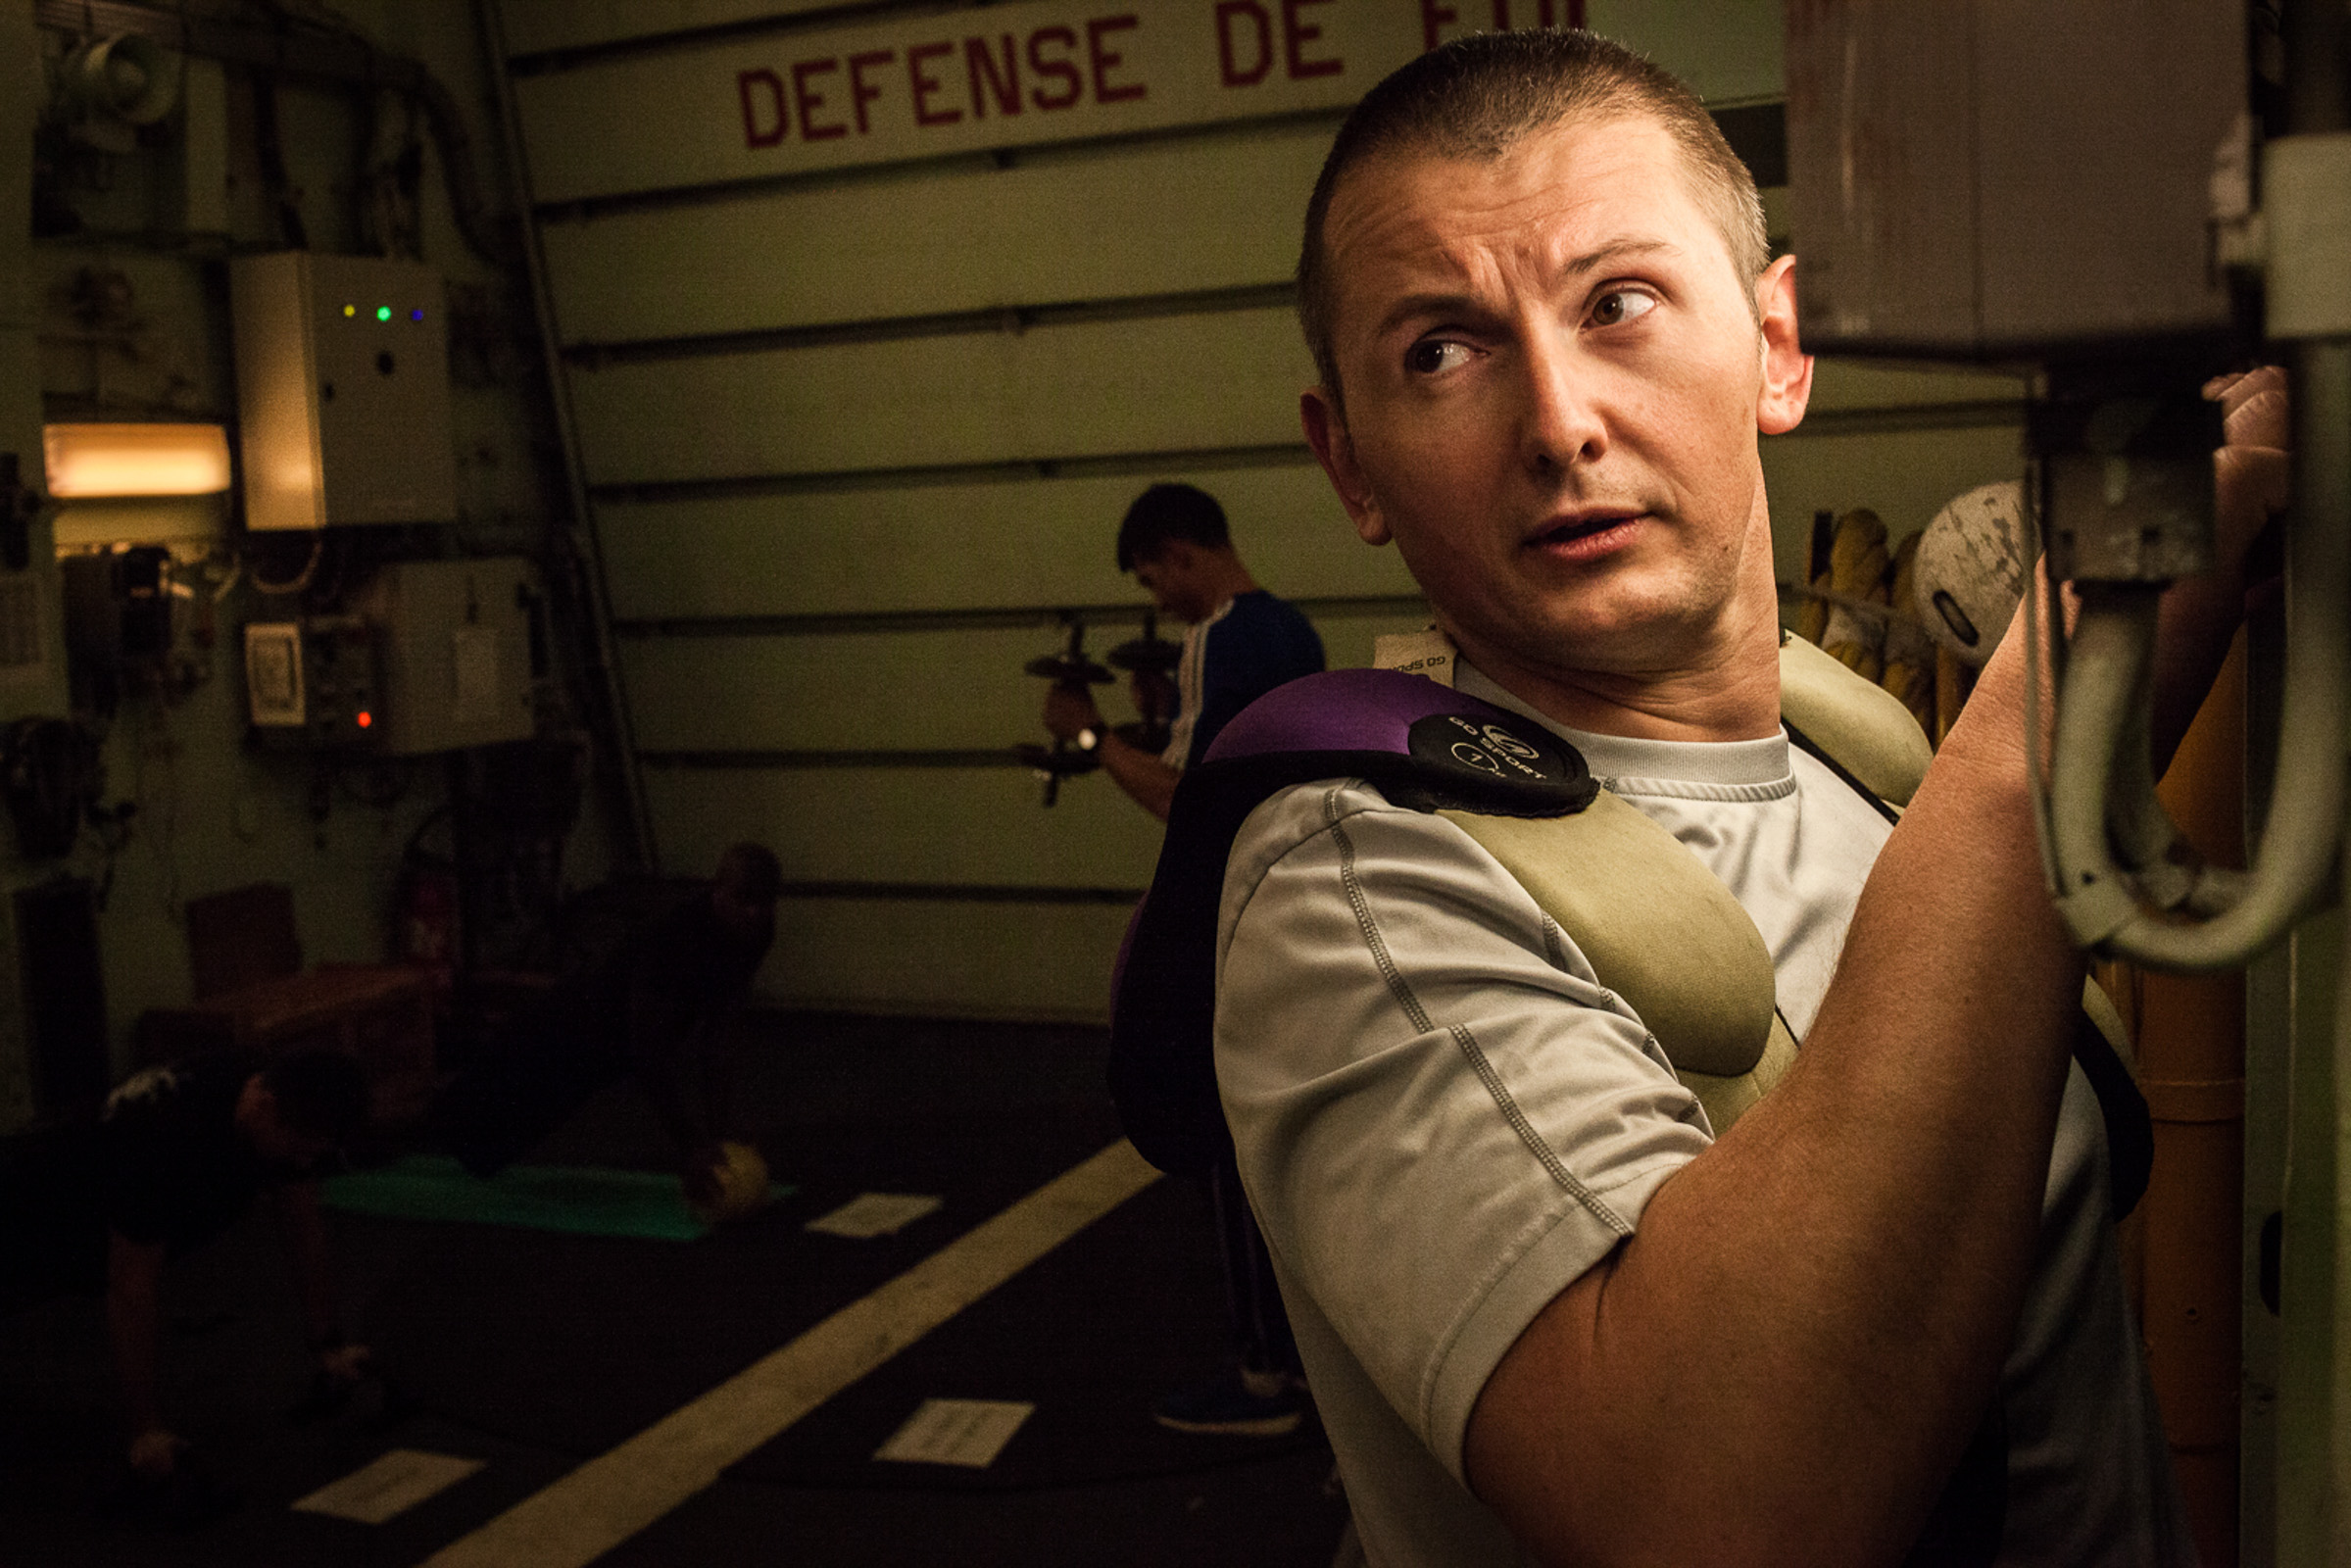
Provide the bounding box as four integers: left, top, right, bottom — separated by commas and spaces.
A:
43, 422, 232, 498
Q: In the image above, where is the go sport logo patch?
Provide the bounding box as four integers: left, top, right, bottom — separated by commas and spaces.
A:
1405, 712, 1573, 785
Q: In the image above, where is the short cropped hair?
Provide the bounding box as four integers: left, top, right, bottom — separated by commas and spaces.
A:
716, 842, 783, 904
1298, 29, 1770, 407
262, 1049, 370, 1144
1115, 483, 1231, 573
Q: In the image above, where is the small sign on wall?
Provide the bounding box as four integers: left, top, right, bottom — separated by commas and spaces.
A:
515, 0, 1783, 205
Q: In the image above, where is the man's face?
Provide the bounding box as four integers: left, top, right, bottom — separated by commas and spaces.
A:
711, 881, 774, 943
1302, 114, 1810, 687
1130, 543, 1214, 623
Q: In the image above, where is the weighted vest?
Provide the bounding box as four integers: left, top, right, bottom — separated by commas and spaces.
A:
1107, 632, 2150, 1215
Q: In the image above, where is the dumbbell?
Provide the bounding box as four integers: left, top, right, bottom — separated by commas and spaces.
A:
1021, 621, 1113, 807
1106, 612, 1181, 677
1105, 612, 1180, 754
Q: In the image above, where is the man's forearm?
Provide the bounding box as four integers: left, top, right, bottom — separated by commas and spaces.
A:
1098, 732, 1180, 821
1468, 624, 2082, 1566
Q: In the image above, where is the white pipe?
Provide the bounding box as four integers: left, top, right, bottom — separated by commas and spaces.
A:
2095, 603, 2246, 915
2042, 341, 2351, 971
2045, 586, 2162, 947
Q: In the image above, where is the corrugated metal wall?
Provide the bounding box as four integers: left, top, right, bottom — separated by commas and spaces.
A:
490, 0, 2027, 1021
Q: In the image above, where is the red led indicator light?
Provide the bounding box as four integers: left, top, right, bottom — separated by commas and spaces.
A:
356, 710, 373, 728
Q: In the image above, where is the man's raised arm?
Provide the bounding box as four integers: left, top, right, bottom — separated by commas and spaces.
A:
1464, 388, 2280, 1565
1463, 606, 2077, 1565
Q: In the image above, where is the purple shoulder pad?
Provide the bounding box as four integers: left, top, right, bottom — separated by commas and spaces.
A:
1108, 665, 1594, 1178
1203, 667, 1517, 762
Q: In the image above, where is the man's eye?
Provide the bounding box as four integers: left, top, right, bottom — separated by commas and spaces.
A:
1404, 338, 1472, 375
1590, 290, 1657, 327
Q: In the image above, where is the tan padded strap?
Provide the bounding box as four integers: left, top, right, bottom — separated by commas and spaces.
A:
1393, 623, 1939, 1137
2080, 975, 2135, 1073
1777, 632, 1934, 807
1441, 796, 1776, 1080
1678, 1010, 1798, 1136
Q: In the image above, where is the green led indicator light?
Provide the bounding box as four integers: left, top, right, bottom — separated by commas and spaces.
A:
376, 306, 392, 322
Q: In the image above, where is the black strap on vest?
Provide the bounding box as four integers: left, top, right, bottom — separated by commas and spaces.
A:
1783, 720, 2153, 1221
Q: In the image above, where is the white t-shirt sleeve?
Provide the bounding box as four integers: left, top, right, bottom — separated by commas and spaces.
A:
1213, 779, 1713, 1480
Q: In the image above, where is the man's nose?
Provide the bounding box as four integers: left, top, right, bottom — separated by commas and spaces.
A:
1516, 335, 1607, 473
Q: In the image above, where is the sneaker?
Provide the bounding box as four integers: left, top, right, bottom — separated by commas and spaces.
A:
1151, 1369, 1303, 1437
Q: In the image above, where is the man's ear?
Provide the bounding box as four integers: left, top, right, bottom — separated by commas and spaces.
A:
1754, 254, 1814, 437
1301, 388, 1391, 546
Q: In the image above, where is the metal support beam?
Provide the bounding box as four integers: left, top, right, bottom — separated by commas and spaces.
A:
471, 0, 656, 872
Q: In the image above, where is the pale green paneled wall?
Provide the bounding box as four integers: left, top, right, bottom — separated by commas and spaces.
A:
505, 1, 2031, 1021
570, 309, 1318, 484
543, 125, 1334, 342
597, 466, 1411, 620
766, 900, 1143, 1020
649, 767, 1163, 891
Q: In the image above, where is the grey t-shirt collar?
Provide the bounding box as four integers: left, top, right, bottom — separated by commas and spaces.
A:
1453, 659, 1792, 795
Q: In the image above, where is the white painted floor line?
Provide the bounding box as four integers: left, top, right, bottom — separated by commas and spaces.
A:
296, 1448, 485, 1524
416, 1138, 1161, 1568
806, 1192, 944, 1239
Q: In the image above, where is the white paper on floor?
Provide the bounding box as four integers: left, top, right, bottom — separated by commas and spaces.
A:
291, 1448, 486, 1525
873, 1398, 1036, 1468
806, 1192, 943, 1239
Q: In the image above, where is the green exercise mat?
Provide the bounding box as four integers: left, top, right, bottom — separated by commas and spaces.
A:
322, 1154, 793, 1242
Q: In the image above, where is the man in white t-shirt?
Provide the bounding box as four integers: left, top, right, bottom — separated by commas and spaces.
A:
1205, 29, 2282, 1566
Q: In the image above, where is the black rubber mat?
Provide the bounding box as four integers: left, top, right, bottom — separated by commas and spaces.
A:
722, 1174, 1325, 1493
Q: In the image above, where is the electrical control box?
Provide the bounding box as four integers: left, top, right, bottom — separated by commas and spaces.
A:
243, 616, 380, 748
354, 558, 536, 756
1785, 1, 2247, 361
230, 253, 457, 531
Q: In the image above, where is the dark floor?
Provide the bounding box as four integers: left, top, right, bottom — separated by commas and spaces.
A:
0, 1012, 1350, 1566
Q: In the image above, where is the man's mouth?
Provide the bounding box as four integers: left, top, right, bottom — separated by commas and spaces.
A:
1527, 512, 1641, 550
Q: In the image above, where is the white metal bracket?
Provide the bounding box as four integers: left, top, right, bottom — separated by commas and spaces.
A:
2265, 133, 2351, 339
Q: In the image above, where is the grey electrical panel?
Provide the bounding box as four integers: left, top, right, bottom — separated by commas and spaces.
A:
230, 253, 458, 531
355, 558, 536, 756
1785, 1, 2247, 361
242, 616, 380, 748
